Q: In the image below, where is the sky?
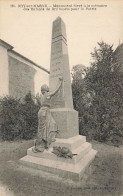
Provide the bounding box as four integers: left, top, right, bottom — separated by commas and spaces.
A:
0, 0, 123, 72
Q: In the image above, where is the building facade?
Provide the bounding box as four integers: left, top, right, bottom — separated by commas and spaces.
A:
0, 39, 49, 99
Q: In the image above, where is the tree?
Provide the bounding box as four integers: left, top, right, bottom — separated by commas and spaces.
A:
0, 92, 40, 141
72, 42, 123, 146
21, 92, 40, 139
72, 64, 90, 114
72, 64, 93, 136
85, 41, 123, 145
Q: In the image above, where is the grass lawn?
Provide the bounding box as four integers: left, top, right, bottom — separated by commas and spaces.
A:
0, 139, 122, 196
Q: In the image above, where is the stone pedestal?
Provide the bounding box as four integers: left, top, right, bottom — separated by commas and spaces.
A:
20, 135, 97, 181
50, 108, 79, 138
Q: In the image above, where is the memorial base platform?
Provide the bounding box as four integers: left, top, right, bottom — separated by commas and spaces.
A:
20, 135, 97, 181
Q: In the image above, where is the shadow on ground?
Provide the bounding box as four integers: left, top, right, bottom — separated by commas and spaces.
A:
0, 140, 122, 196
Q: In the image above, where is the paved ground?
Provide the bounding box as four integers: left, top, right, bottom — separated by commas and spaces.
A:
0, 139, 122, 196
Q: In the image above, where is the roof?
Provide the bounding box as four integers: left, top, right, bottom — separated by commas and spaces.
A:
0, 39, 50, 74
0, 39, 14, 50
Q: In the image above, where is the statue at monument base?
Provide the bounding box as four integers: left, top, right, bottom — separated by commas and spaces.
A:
32, 77, 63, 153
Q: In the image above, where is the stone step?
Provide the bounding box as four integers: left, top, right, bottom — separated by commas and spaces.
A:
27, 142, 92, 164
50, 135, 86, 150
72, 142, 92, 163
20, 149, 97, 181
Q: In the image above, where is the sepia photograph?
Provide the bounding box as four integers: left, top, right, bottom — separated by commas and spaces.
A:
0, 0, 123, 195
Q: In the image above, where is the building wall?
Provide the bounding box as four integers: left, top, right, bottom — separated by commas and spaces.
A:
8, 56, 36, 98
34, 69, 49, 96
0, 39, 49, 99
0, 45, 9, 97
8, 51, 49, 99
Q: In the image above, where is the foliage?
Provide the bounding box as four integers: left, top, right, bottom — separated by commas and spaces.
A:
21, 92, 40, 139
72, 42, 123, 146
72, 64, 91, 116
0, 96, 24, 140
72, 64, 94, 137
0, 92, 40, 141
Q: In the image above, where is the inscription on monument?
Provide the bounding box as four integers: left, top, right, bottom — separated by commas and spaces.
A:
49, 17, 73, 109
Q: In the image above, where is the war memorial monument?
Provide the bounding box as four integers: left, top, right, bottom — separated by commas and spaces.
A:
20, 17, 97, 181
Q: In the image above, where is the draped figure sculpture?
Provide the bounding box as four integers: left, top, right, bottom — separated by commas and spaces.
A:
32, 77, 63, 152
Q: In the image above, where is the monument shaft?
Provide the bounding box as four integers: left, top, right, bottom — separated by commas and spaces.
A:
49, 17, 73, 109
49, 17, 79, 138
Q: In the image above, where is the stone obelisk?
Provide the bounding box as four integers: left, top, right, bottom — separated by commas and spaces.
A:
20, 17, 97, 181
49, 16, 73, 109
49, 17, 79, 138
